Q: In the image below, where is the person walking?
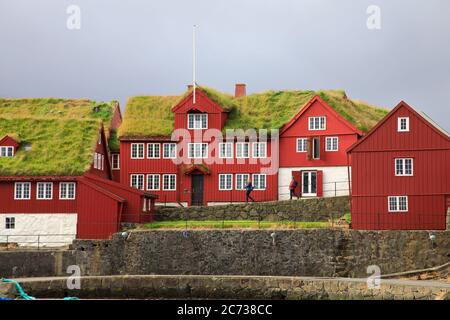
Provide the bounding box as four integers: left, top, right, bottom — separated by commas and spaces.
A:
289, 176, 299, 200
245, 179, 255, 203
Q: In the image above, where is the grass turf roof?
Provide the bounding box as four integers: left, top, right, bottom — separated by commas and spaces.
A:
0, 98, 117, 176
0, 118, 100, 176
119, 88, 388, 137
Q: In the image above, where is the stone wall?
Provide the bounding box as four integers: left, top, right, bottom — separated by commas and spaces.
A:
155, 196, 349, 221
16, 275, 450, 300
0, 229, 448, 279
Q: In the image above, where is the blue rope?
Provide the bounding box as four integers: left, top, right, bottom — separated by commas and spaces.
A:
1, 278, 78, 300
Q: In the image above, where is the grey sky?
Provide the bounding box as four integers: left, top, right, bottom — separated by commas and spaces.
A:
0, 0, 449, 130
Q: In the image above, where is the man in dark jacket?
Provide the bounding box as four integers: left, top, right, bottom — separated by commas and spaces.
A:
289, 176, 299, 200
245, 179, 255, 203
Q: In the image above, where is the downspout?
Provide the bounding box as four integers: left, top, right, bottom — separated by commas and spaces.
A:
346, 153, 352, 213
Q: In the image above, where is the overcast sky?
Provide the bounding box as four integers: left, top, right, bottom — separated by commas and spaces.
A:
0, 0, 449, 130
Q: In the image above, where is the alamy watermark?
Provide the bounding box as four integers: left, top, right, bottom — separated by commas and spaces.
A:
66, 5, 81, 30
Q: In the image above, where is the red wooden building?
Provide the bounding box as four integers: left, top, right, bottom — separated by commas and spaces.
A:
0, 100, 156, 245
348, 101, 450, 230
118, 85, 385, 206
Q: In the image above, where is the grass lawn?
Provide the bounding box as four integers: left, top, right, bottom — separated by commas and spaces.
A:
144, 220, 330, 229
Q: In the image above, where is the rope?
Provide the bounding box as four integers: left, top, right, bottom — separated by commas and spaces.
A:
1, 278, 78, 300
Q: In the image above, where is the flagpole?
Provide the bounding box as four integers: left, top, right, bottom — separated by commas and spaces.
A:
193, 24, 197, 104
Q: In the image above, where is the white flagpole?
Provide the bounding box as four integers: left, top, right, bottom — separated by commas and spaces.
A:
193, 24, 197, 104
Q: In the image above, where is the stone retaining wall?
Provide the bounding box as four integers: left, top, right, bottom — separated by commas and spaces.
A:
155, 196, 349, 221
15, 275, 450, 300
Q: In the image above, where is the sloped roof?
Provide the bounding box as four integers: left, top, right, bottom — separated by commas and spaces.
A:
119, 87, 388, 138
0, 98, 116, 176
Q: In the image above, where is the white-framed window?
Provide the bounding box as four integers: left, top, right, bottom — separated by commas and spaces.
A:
252, 174, 267, 190
112, 154, 120, 170
219, 142, 233, 159
296, 138, 307, 152
147, 143, 160, 159
146, 174, 160, 191
60, 182, 76, 200
14, 182, 31, 200
163, 174, 176, 190
395, 158, 413, 176
93, 153, 104, 170
131, 143, 145, 159
188, 143, 208, 159
0, 146, 14, 157
398, 117, 409, 132
325, 137, 339, 151
308, 116, 326, 130
388, 196, 408, 212
187, 113, 208, 129
252, 142, 267, 158
219, 174, 233, 190
5, 217, 15, 229
236, 142, 250, 158
130, 174, 145, 190
101, 154, 104, 170
163, 143, 177, 159
37, 182, 53, 200
236, 174, 250, 190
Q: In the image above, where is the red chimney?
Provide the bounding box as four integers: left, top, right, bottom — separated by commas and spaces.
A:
235, 83, 246, 98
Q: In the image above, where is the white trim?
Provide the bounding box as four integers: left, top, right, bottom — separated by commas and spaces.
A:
388, 196, 409, 212
130, 174, 145, 190
0, 146, 14, 157
59, 182, 76, 200
325, 137, 339, 152
236, 142, 250, 158
14, 182, 31, 200
162, 174, 177, 191
296, 138, 307, 152
301, 171, 318, 197
163, 143, 177, 159
395, 158, 414, 176
188, 143, 208, 159
219, 142, 233, 159
235, 173, 250, 190
252, 142, 267, 158
131, 143, 145, 159
398, 117, 410, 132
36, 182, 53, 200
111, 154, 120, 170
187, 113, 208, 129
308, 116, 326, 130
146, 174, 161, 191
252, 173, 267, 190
218, 174, 233, 190
147, 143, 161, 159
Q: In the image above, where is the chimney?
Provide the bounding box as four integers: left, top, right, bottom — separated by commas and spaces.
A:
235, 83, 246, 98
187, 84, 193, 91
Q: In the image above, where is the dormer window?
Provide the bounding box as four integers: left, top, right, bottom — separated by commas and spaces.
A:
308, 116, 326, 130
0, 146, 14, 157
188, 113, 208, 129
398, 117, 409, 132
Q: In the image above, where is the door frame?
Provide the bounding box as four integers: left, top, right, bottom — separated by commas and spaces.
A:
190, 174, 204, 206
302, 171, 317, 197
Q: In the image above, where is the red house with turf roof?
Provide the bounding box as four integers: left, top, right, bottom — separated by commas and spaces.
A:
348, 101, 450, 230
0, 99, 156, 246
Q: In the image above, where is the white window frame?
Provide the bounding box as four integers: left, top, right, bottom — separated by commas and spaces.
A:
325, 137, 339, 152
235, 173, 250, 190
147, 143, 160, 159
112, 154, 120, 170
162, 174, 177, 191
130, 174, 145, 190
219, 174, 233, 191
388, 196, 409, 212
308, 116, 326, 130
14, 182, 31, 200
5, 217, 15, 229
395, 158, 414, 176
163, 143, 177, 159
59, 182, 76, 200
252, 174, 267, 190
398, 117, 410, 132
252, 142, 267, 158
0, 146, 14, 157
219, 142, 233, 159
296, 138, 307, 152
236, 142, 250, 159
36, 182, 53, 200
146, 174, 161, 191
187, 113, 208, 129
131, 143, 145, 159
188, 143, 208, 159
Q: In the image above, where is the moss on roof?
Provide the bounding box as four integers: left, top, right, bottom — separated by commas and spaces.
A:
0, 118, 99, 176
120, 88, 388, 137
0, 98, 117, 176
